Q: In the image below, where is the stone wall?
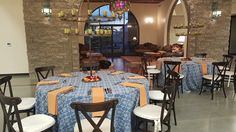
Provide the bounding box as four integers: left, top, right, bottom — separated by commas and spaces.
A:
23, 0, 80, 81
185, 0, 232, 60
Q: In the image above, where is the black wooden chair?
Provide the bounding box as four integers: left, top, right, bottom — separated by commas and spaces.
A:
0, 76, 36, 132
195, 53, 207, 58
149, 70, 180, 126
221, 55, 234, 71
0, 92, 55, 132
35, 65, 55, 82
70, 99, 118, 132
164, 61, 184, 96
199, 62, 228, 100
133, 76, 177, 132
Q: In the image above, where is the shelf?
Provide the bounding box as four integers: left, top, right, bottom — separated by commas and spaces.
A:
64, 33, 112, 37
59, 15, 116, 23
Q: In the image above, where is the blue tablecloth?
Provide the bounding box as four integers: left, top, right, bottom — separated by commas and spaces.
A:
35, 71, 149, 132
158, 57, 213, 92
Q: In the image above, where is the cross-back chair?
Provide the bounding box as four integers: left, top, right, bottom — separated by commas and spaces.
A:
164, 61, 184, 96
0, 76, 35, 132
35, 65, 55, 82
70, 99, 118, 132
134, 77, 178, 132
222, 55, 234, 71
149, 70, 180, 126
199, 62, 228, 100
0, 92, 55, 132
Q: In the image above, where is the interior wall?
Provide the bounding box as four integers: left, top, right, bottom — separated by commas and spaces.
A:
169, 16, 185, 44
232, 2, 236, 15
0, 0, 29, 74
130, 3, 159, 44
157, 0, 172, 46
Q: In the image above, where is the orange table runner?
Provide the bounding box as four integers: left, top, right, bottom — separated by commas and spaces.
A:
201, 63, 208, 75
37, 80, 59, 86
48, 86, 73, 115
92, 87, 105, 117
128, 76, 146, 79
120, 82, 147, 107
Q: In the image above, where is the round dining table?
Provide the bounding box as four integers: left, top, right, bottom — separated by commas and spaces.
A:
157, 57, 214, 92
35, 71, 149, 132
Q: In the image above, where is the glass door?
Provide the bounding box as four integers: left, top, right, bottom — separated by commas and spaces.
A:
113, 26, 124, 56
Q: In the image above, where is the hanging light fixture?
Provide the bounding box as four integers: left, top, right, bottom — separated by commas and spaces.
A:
212, 0, 222, 19
41, 0, 52, 17
109, 0, 130, 20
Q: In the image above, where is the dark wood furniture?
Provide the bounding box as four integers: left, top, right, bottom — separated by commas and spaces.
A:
70, 99, 118, 132
0, 92, 55, 132
222, 54, 234, 71
35, 66, 55, 82
133, 77, 177, 132
199, 62, 228, 100
0, 76, 35, 132
164, 61, 184, 96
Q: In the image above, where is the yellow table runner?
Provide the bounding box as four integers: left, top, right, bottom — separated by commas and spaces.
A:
201, 63, 208, 75
59, 73, 73, 77
37, 80, 59, 86
128, 76, 146, 79
48, 86, 73, 115
120, 82, 147, 107
111, 71, 124, 75
91, 87, 105, 117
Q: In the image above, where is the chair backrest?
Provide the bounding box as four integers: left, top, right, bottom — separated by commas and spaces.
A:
141, 57, 148, 76
35, 66, 55, 82
164, 61, 181, 84
0, 92, 23, 132
212, 62, 228, 83
233, 60, 236, 94
222, 55, 234, 70
195, 53, 207, 58
0, 76, 13, 97
160, 80, 177, 131
70, 99, 118, 132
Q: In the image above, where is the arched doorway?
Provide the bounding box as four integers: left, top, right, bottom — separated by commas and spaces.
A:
165, 0, 189, 57
84, 5, 139, 57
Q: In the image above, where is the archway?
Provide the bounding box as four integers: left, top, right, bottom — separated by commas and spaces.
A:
164, 0, 189, 57
84, 5, 139, 57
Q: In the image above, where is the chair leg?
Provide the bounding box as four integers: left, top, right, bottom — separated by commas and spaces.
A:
211, 86, 214, 100
222, 81, 227, 98
199, 79, 204, 95
172, 103, 177, 126
3, 118, 6, 132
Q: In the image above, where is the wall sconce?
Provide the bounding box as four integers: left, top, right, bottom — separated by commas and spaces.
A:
145, 17, 154, 24
41, 0, 52, 17
132, 37, 137, 41
212, 0, 221, 19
